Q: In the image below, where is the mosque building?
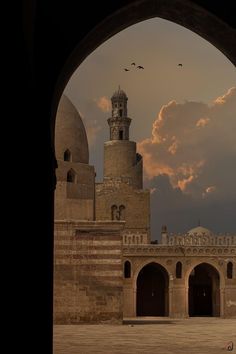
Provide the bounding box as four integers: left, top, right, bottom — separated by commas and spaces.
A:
53, 90, 236, 323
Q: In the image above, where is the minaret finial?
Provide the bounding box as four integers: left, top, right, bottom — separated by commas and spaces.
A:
118, 84, 120, 91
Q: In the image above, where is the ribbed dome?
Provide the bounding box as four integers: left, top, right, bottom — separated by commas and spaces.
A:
55, 94, 89, 164
111, 87, 128, 100
187, 226, 212, 236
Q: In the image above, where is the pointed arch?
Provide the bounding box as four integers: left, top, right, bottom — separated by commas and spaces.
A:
64, 149, 72, 161
111, 205, 118, 220
124, 260, 131, 278
67, 168, 76, 183
136, 262, 169, 316
188, 262, 220, 317
227, 262, 233, 279
119, 205, 125, 220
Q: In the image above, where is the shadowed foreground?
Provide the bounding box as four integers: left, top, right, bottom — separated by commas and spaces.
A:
53, 317, 236, 354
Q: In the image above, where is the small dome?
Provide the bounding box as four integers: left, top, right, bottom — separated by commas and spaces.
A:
55, 94, 89, 164
111, 87, 128, 100
187, 226, 212, 236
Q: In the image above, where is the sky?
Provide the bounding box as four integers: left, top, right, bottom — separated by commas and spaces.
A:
64, 17, 236, 238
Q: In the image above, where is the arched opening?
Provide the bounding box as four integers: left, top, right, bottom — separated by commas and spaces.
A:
111, 205, 118, 220
124, 260, 131, 278
22, 1, 236, 351
119, 205, 125, 220
176, 261, 182, 279
227, 262, 233, 279
64, 149, 71, 162
188, 263, 220, 317
67, 169, 76, 183
137, 262, 169, 316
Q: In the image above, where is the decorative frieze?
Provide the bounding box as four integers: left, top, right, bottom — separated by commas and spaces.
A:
123, 245, 236, 256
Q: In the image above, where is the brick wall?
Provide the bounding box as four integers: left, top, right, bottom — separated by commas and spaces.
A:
54, 220, 124, 323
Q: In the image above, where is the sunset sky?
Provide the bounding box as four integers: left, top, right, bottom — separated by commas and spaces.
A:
64, 17, 236, 238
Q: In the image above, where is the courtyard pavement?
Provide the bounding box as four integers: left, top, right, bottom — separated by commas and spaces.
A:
53, 317, 236, 354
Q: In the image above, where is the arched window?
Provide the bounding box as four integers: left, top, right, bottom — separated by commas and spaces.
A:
67, 168, 76, 183
119, 130, 123, 140
111, 205, 117, 220
176, 261, 182, 279
119, 205, 125, 220
124, 260, 131, 278
64, 149, 71, 161
227, 262, 233, 279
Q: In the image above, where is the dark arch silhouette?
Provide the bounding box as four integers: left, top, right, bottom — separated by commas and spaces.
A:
124, 260, 131, 278
137, 262, 169, 316
227, 262, 233, 279
67, 169, 76, 183
64, 149, 71, 162
176, 261, 182, 279
188, 263, 220, 317
20, 2, 236, 352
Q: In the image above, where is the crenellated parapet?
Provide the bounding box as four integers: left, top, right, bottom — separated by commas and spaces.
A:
162, 233, 236, 246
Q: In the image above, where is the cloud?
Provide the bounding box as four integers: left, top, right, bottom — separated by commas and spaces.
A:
147, 174, 236, 237
213, 87, 236, 105
202, 185, 216, 198
196, 117, 210, 128
95, 96, 111, 112
138, 87, 236, 201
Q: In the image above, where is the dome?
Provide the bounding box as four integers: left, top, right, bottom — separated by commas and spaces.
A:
111, 87, 128, 100
55, 94, 89, 164
187, 226, 212, 236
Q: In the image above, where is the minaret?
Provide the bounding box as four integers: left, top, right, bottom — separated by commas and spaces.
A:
103, 87, 143, 189
108, 86, 131, 141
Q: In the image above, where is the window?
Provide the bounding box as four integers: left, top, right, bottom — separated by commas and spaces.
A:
111, 205, 118, 220
119, 109, 123, 116
64, 149, 71, 161
176, 262, 182, 278
124, 261, 131, 278
227, 262, 233, 279
119, 130, 123, 140
67, 169, 76, 183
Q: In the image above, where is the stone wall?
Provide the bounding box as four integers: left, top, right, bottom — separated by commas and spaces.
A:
122, 245, 236, 318
54, 220, 124, 324
55, 160, 95, 220
96, 181, 150, 243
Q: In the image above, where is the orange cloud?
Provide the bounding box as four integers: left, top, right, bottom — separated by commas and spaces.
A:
196, 117, 210, 128
177, 175, 194, 191
213, 87, 236, 105
168, 137, 179, 155
138, 87, 236, 198
202, 185, 216, 198
95, 96, 111, 112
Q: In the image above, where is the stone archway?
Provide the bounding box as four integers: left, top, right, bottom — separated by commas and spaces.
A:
137, 262, 169, 316
188, 263, 220, 317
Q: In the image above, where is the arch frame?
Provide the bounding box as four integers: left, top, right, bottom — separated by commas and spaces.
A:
185, 260, 224, 317
51, 0, 236, 143
134, 259, 170, 317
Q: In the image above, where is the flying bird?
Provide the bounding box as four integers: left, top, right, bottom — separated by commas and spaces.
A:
137, 65, 144, 69
124, 68, 130, 71
178, 63, 183, 67
131, 62, 136, 66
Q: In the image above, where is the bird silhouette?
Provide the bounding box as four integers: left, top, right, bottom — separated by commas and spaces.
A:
131, 62, 136, 66
137, 65, 144, 69
178, 63, 183, 67
124, 68, 130, 71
